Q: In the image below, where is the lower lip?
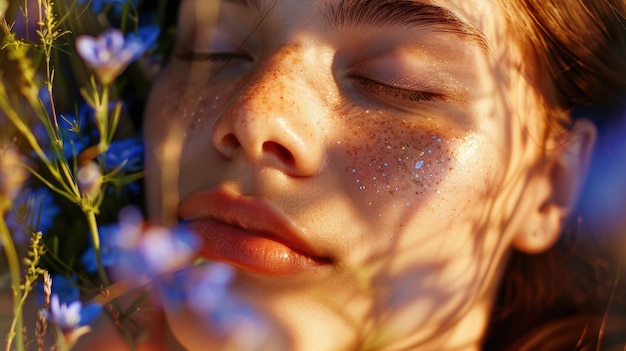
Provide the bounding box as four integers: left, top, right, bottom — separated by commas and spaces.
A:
187, 219, 330, 275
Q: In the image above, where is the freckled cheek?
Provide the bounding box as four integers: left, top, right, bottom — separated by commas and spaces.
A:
335, 113, 457, 213
144, 77, 232, 143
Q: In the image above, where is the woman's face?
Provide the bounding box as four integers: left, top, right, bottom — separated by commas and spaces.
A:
144, 0, 550, 349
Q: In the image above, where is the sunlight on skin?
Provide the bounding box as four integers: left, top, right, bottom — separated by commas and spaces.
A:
142, 0, 591, 350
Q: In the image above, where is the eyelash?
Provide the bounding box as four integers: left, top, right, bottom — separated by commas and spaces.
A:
174, 52, 440, 105
353, 75, 441, 103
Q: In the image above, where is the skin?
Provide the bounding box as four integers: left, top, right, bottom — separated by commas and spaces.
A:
143, 0, 596, 349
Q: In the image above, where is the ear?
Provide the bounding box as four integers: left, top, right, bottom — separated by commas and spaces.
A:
512, 119, 597, 254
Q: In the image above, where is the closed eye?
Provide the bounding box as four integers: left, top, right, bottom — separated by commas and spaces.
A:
353, 75, 443, 103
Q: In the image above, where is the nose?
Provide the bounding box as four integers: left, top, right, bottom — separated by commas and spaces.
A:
211, 48, 326, 177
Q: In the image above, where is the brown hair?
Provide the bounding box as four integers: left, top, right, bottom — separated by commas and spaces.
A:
486, 1, 626, 349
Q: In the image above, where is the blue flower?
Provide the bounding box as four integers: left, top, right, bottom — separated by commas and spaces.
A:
81, 224, 126, 273
135, 224, 200, 276
6, 187, 60, 241
125, 24, 160, 54
104, 137, 144, 173
37, 274, 80, 306
78, 0, 137, 14
180, 263, 235, 313
56, 103, 98, 160
158, 264, 280, 349
76, 28, 149, 84
47, 294, 101, 331
81, 206, 199, 279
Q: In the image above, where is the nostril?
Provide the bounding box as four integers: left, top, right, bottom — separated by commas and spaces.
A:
263, 141, 295, 167
222, 134, 241, 150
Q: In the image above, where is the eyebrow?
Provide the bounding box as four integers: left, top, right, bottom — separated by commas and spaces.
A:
223, 0, 266, 11
224, 0, 489, 50
326, 0, 489, 51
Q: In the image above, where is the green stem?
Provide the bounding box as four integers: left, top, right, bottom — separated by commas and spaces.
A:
84, 209, 110, 288
84, 210, 138, 350
97, 85, 110, 154
0, 213, 25, 351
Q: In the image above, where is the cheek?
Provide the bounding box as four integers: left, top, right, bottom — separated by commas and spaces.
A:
334, 110, 458, 216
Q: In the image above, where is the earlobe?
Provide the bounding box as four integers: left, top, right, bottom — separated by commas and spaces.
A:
512, 119, 597, 254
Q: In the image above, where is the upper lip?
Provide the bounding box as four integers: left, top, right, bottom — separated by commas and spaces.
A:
178, 184, 325, 259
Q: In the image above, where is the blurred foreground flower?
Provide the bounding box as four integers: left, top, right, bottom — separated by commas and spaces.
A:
81, 206, 199, 279
159, 264, 287, 351
76, 26, 159, 84
46, 294, 102, 346
0, 144, 28, 211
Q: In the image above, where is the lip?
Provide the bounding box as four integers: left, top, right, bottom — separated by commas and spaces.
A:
178, 185, 331, 275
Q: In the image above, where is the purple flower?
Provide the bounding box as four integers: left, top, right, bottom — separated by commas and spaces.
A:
181, 263, 235, 313
76, 28, 149, 84
47, 294, 101, 331
81, 206, 199, 279
135, 224, 200, 275
158, 264, 282, 350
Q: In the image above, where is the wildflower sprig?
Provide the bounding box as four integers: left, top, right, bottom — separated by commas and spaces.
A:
36, 0, 72, 135
3, 232, 47, 351
1, 0, 160, 349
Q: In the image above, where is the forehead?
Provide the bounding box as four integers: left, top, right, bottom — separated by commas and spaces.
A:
216, 0, 500, 51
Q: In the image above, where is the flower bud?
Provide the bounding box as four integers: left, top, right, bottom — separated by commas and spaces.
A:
77, 162, 102, 200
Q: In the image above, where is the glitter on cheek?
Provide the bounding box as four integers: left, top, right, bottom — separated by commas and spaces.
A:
335, 108, 456, 218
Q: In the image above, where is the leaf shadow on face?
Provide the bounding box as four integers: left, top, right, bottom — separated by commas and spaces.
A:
142, 1, 626, 350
